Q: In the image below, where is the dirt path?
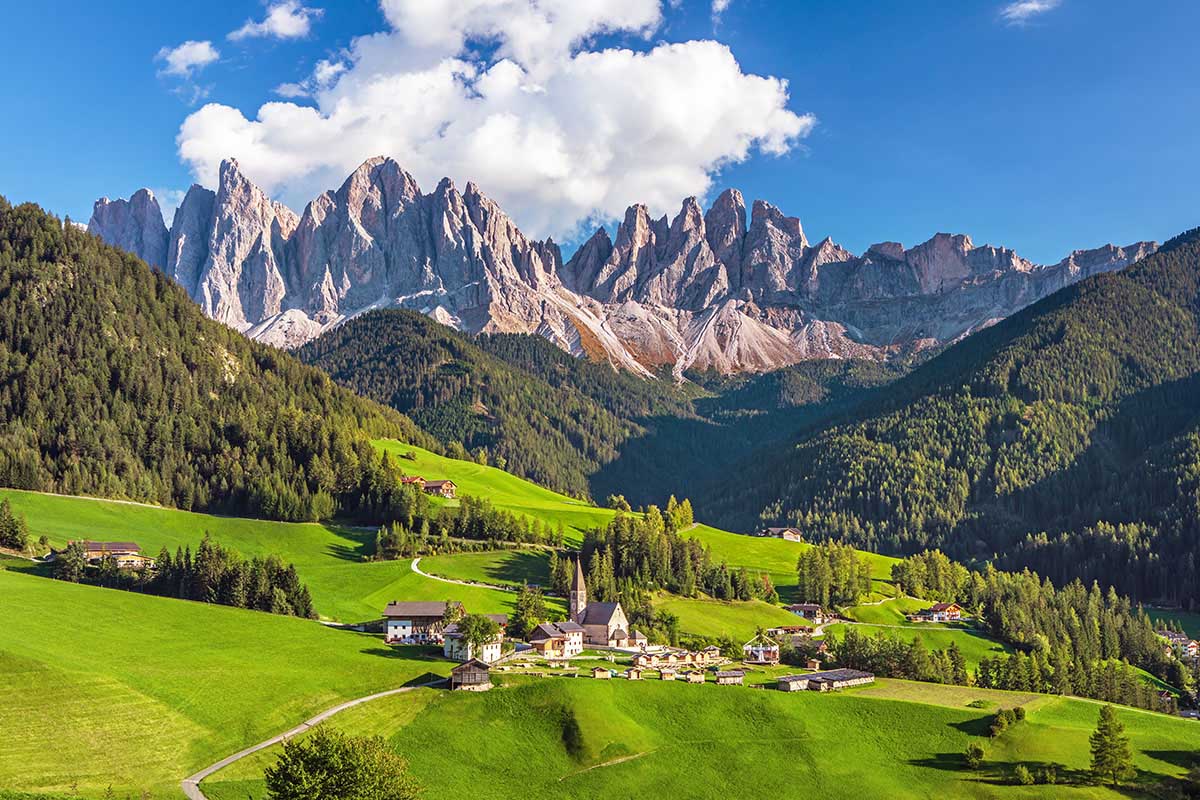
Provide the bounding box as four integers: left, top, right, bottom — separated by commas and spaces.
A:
410, 556, 517, 593
181, 679, 446, 800
558, 750, 654, 780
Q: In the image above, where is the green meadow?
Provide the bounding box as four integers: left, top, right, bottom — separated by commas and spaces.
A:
0, 570, 448, 799
0, 489, 527, 623
842, 596, 933, 624
419, 548, 552, 588
201, 676, 1200, 800
374, 440, 620, 543
682, 524, 900, 601
824, 622, 1012, 670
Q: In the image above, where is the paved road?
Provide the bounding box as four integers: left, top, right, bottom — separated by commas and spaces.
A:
180, 679, 446, 800
410, 556, 516, 593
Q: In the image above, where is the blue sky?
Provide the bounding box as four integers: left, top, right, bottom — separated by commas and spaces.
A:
1, 0, 1197, 263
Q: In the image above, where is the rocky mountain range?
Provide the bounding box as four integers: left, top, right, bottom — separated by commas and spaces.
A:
89, 157, 1156, 376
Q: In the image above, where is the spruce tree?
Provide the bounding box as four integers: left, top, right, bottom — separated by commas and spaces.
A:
1089, 705, 1135, 786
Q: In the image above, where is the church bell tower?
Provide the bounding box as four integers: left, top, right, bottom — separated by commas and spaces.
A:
569, 558, 587, 624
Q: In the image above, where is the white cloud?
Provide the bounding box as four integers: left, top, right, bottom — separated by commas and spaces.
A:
156, 40, 220, 77
177, 0, 813, 240
230, 1, 321, 41
1000, 0, 1061, 25
272, 58, 346, 98
712, 0, 732, 20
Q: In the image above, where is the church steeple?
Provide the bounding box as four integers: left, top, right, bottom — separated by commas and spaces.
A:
569, 558, 587, 624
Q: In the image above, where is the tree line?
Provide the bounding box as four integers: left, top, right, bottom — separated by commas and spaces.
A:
573, 506, 777, 604
53, 534, 315, 618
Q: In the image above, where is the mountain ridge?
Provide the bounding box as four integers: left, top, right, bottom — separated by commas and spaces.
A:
90, 157, 1156, 375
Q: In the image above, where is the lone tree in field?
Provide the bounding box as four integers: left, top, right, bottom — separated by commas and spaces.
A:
1089, 705, 1135, 786
264, 726, 420, 800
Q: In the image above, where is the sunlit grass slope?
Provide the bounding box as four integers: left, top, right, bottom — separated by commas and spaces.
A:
202, 676, 1200, 800
0, 570, 447, 799
0, 489, 525, 622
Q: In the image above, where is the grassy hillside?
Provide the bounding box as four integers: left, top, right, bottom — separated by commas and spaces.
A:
0, 570, 448, 799
0, 489, 535, 622
201, 677, 1200, 800
374, 440, 622, 543
706, 229, 1200, 608
824, 622, 1011, 670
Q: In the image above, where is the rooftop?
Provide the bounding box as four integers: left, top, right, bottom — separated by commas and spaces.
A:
382, 600, 460, 618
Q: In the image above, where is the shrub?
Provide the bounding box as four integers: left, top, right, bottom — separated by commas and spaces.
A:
964, 743, 985, 769
966, 699, 989, 709
1013, 706, 1026, 721
1038, 766, 1057, 785
264, 726, 419, 800
1014, 765, 1035, 786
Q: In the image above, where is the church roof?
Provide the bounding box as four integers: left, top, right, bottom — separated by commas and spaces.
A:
572, 558, 586, 593
582, 602, 622, 625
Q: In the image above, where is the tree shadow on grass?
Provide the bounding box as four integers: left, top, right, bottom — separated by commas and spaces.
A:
948, 716, 993, 738
909, 755, 1088, 785
1143, 750, 1200, 771
478, 550, 551, 585
322, 525, 376, 561
358, 644, 443, 662
910, 755, 1171, 796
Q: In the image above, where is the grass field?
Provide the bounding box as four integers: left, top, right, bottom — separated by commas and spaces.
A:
419, 548, 551, 588
200, 676, 1200, 800
682, 524, 900, 602
843, 596, 935, 624
0, 489, 529, 623
824, 622, 1012, 669
0, 570, 449, 799
654, 593, 805, 641
374, 440, 620, 544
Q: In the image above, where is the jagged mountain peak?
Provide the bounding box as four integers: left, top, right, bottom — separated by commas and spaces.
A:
88, 188, 168, 271
90, 160, 1159, 376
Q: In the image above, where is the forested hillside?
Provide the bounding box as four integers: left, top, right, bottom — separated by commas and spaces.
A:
297, 309, 693, 496
298, 310, 909, 504
0, 198, 432, 521
710, 227, 1200, 606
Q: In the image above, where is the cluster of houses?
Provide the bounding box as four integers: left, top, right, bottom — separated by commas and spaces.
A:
399, 476, 458, 499
909, 602, 964, 623
68, 540, 155, 570
457, 659, 874, 693
388, 557, 881, 696
776, 669, 875, 692
632, 646, 723, 669
1158, 629, 1200, 660
381, 600, 507, 662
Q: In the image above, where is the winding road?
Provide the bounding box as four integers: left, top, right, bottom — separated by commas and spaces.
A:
410, 556, 517, 593
180, 679, 445, 800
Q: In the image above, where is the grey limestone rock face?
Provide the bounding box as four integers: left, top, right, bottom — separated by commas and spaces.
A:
90, 158, 1158, 376
88, 189, 168, 271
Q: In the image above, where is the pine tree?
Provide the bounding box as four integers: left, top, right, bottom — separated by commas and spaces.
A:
1089, 705, 1135, 786
947, 641, 968, 685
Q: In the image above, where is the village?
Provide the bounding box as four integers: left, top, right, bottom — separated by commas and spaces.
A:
54, 525, 1200, 709
383, 555, 878, 694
